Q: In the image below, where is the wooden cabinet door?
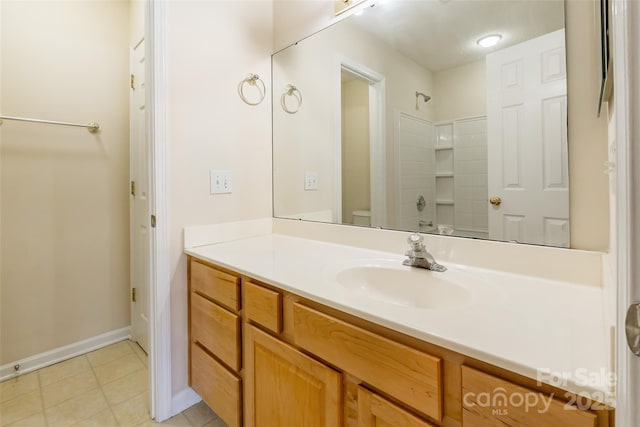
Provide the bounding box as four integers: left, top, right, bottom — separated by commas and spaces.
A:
462, 366, 598, 427
358, 387, 436, 427
244, 325, 342, 427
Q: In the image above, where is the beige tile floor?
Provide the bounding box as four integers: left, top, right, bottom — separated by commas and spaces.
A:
0, 340, 226, 427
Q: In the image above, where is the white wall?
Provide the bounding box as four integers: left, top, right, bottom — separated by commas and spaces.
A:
0, 1, 130, 364
166, 0, 273, 396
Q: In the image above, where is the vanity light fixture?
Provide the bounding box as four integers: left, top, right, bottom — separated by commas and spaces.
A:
477, 34, 502, 48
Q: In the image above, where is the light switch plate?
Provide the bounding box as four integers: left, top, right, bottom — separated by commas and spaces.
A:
210, 170, 232, 194
304, 172, 318, 191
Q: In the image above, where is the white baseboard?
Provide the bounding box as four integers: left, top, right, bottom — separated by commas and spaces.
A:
170, 387, 201, 418
0, 326, 131, 382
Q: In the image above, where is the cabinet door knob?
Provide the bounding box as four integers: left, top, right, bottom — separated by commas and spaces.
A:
489, 196, 502, 206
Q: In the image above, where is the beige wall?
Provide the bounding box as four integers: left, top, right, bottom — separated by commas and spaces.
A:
130, 0, 145, 43
166, 0, 273, 395
273, 0, 336, 52
0, 1, 131, 364
566, 0, 609, 251
341, 78, 370, 223
273, 0, 610, 251
433, 59, 487, 122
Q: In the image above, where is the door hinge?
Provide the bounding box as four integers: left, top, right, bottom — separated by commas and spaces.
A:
130, 180, 136, 196
131, 288, 137, 302
130, 74, 135, 90
151, 215, 156, 228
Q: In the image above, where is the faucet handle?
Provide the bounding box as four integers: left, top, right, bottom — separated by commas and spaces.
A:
407, 233, 424, 251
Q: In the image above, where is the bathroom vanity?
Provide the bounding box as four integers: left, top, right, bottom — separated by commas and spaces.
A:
185, 230, 614, 427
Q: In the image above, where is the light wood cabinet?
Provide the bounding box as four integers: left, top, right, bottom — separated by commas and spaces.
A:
188, 259, 243, 427
358, 387, 436, 427
244, 281, 282, 333
461, 366, 598, 427
190, 342, 242, 427
190, 292, 240, 371
292, 303, 442, 421
244, 325, 342, 427
187, 256, 613, 427
191, 258, 241, 311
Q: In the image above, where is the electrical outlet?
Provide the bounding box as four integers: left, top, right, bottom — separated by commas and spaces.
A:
304, 172, 318, 190
210, 170, 232, 194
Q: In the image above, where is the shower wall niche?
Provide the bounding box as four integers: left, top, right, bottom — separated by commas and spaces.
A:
435, 122, 455, 227
434, 117, 488, 238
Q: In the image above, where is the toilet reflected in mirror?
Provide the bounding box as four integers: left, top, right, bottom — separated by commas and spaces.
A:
351, 210, 371, 227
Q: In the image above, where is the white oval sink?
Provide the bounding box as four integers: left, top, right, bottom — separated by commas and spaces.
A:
335, 264, 472, 309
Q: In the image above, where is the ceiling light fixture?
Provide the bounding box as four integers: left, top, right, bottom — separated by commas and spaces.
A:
477, 34, 502, 48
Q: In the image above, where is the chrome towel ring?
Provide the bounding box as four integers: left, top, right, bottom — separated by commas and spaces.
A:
281, 84, 302, 114
238, 73, 266, 106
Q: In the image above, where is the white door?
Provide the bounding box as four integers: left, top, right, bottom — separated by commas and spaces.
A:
486, 29, 569, 247
130, 37, 149, 353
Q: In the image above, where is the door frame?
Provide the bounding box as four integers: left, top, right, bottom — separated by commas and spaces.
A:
335, 57, 386, 227
146, 0, 172, 422
613, 0, 640, 424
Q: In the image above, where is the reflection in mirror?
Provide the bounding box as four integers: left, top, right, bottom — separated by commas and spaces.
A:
273, 0, 569, 247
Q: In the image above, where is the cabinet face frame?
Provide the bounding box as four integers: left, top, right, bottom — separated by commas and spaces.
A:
244, 324, 343, 427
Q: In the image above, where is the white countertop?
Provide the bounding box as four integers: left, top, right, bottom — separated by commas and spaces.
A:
185, 233, 613, 403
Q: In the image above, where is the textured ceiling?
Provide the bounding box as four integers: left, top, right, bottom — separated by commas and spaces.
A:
352, 0, 565, 71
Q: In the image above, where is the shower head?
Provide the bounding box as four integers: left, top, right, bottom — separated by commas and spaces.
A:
415, 91, 431, 110
416, 91, 431, 103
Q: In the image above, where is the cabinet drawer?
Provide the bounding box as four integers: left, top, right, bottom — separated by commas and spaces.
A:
461, 366, 597, 427
292, 303, 442, 421
191, 259, 240, 311
190, 343, 241, 427
191, 292, 241, 371
358, 386, 436, 427
244, 281, 283, 333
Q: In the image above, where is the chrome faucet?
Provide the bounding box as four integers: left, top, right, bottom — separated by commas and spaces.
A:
402, 233, 447, 272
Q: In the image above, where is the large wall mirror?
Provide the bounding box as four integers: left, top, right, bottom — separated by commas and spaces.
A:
273, 0, 570, 247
